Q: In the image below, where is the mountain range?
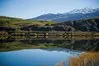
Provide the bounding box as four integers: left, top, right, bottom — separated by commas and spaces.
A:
32, 8, 99, 22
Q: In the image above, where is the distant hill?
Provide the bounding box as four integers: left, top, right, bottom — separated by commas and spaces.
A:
32, 8, 99, 22
22, 17, 99, 32
0, 16, 99, 32
0, 16, 55, 28
55, 17, 99, 32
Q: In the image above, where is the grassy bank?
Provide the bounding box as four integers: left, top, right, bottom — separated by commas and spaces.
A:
69, 52, 99, 66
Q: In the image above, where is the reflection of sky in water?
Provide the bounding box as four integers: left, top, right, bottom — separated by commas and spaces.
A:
0, 49, 79, 66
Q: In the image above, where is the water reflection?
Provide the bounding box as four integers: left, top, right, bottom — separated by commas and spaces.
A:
0, 49, 73, 66
0, 36, 99, 66
0, 36, 99, 51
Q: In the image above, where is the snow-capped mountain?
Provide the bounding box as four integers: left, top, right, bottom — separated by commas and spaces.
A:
32, 8, 99, 22
68, 8, 99, 14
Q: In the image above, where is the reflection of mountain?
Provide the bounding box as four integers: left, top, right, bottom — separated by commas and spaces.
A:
41, 48, 83, 56
0, 36, 99, 51
19, 39, 99, 51
32, 8, 99, 22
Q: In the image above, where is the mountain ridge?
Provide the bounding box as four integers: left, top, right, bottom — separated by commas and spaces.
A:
32, 8, 99, 22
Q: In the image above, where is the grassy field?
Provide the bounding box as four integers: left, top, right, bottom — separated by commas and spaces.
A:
0, 16, 55, 28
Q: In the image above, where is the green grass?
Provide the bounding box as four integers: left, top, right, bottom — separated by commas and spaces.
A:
0, 16, 55, 28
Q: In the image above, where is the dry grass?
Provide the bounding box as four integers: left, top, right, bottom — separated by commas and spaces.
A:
69, 52, 99, 66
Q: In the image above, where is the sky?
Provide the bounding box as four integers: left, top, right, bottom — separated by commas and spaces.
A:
0, 0, 99, 19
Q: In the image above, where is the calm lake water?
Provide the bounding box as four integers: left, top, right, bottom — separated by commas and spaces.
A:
0, 36, 99, 66
0, 48, 82, 66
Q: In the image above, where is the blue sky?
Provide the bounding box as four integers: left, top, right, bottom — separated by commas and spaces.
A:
0, 0, 99, 19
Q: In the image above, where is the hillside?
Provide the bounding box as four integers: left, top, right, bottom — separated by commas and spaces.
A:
21, 17, 99, 32
0, 16, 99, 32
0, 16, 55, 29
59, 17, 99, 32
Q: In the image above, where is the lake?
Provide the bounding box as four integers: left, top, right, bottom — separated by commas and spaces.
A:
0, 35, 99, 66
0, 48, 83, 66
